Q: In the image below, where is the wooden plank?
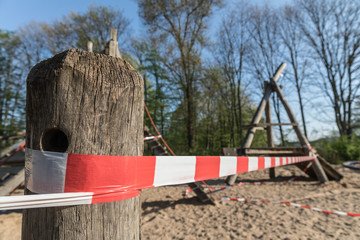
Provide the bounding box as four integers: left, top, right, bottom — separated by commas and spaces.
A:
0, 139, 24, 159
242, 123, 297, 128
0, 132, 25, 141
222, 148, 238, 156
0, 168, 24, 195
0, 167, 24, 180
243, 147, 307, 156
0, 172, 10, 182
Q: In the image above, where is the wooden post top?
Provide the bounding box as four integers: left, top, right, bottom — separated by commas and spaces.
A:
110, 28, 117, 41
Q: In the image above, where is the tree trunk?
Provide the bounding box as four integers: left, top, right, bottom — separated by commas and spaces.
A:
22, 49, 143, 240
186, 84, 193, 151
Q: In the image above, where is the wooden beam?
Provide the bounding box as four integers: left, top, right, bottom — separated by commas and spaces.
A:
0, 140, 24, 159
243, 147, 307, 156
0, 168, 24, 196
0, 132, 25, 141
242, 123, 297, 128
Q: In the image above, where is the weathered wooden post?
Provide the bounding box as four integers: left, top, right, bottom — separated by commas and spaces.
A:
104, 29, 122, 59
22, 49, 143, 239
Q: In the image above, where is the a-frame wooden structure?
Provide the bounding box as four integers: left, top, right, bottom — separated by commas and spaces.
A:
226, 63, 343, 185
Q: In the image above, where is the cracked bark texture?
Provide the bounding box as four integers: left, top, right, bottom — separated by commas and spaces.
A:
22, 49, 143, 240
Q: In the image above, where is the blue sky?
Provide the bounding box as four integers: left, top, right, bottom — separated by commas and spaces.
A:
0, 0, 140, 31
0, 0, 291, 32
0, 0, 335, 140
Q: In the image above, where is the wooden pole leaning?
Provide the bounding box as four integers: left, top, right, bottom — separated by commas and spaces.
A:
264, 82, 276, 179
226, 63, 287, 185
22, 49, 143, 239
269, 78, 328, 183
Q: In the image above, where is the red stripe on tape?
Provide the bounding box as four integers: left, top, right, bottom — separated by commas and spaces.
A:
194, 156, 220, 181
65, 155, 156, 203
258, 157, 265, 170
321, 210, 334, 214
348, 213, 360, 217
271, 157, 276, 168
237, 156, 249, 174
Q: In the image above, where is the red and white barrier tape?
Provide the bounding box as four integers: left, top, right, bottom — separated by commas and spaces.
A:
185, 160, 314, 197
144, 135, 162, 141
219, 197, 360, 217
0, 148, 314, 210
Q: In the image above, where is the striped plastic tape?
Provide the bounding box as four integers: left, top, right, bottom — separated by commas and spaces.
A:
0, 148, 315, 209
144, 135, 162, 141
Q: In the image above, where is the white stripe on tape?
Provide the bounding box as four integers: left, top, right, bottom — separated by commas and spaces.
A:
275, 157, 280, 167
264, 157, 271, 168
219, 156, 237, 177
333, 211, 347, 216
248, 157, 258, 172
0, 192, 93, 210
25, 149, 68, 194
153, 156, 196, 186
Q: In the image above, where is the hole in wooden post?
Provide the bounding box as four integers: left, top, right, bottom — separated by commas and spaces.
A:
41, 128, 69, 152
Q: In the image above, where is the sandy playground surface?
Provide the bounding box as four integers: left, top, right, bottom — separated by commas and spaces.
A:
1, 164, 359, 239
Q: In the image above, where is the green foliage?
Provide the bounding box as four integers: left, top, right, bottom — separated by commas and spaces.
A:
38, 5, 131, 55
314, 135, 360, 164
0, 30, 25, 135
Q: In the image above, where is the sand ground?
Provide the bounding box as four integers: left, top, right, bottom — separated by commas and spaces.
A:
1, 165, 359, 239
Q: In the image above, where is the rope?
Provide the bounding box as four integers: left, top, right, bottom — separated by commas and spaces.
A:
144, 103, 176, 156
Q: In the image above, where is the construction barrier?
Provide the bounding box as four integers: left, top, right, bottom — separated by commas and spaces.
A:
0, 148, 314, 210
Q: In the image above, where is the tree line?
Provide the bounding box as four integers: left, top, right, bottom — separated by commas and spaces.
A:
0, 0, 359, 158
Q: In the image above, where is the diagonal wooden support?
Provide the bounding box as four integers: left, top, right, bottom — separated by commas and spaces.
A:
265, 82, 276, 179
269, 76, 328, 183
